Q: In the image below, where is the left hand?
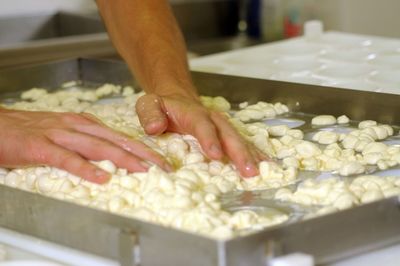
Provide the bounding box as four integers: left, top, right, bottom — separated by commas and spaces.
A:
0, 108, 171, 184
135, 93, 267, 177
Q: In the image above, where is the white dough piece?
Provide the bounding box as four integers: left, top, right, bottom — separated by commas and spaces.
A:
295, 141, 321, 158
337, 115, 350, 124
311, 115, 336, 126
96, 160, 117, 174
268, 125, 290, 137
338, 161, 366, 176
312, 131, 339, 144
358, 120, 377, 129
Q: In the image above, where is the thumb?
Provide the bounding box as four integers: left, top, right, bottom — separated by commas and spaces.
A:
136, 94, 168, 135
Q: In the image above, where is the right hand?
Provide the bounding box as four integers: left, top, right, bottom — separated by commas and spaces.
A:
136, 93, 268, 177
0, 108, 171, 184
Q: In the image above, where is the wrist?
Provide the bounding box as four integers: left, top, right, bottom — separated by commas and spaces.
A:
150, 81, 199, 101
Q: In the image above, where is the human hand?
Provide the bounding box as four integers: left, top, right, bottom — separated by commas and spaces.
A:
0, 108, 171, 184
135, 93, 267, 177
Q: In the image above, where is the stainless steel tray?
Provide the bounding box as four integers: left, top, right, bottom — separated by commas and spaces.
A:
1, 58, 400, 266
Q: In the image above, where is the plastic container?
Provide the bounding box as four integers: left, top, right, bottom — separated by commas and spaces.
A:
260, 0, 317, 41
304, 20, 323, 41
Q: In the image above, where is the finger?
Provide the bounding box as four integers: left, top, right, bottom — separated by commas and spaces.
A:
46, 129, 150, 173
211, 112, 259, 177
80, 112, 106, 125
255, 150, 269, 162
30, 141, 111, 184
122, 140, 173, 171
190, 114, 224, 160
71, 122, 172, 171
136, 94, 168, 135
248, 142, 270, 162
60, 112, 100, 125
258, 150, 272, 162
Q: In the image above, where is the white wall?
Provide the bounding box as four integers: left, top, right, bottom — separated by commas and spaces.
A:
0, 0, 96, 16
316, 0, 400, 38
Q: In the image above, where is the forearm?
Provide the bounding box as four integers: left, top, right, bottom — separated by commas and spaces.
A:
96, 0, 197, 99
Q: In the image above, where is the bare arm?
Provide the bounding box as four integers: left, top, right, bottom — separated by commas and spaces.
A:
96, 0, 195, 98
96, 0, 264, 177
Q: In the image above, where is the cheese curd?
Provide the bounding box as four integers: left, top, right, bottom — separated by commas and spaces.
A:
338, 161, 366, 176
2, 84, 400, 240
200, 96, 231, 112
0, 85, 295, 239
358, 120, 377, 129
311, 115, 336, 126
312, 131, 339, 145
337, 115, 350, 124
234, 101, 289, 122
275, 175, 400, 212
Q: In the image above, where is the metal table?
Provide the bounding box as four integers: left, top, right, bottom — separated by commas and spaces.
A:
0, 58, 400, 266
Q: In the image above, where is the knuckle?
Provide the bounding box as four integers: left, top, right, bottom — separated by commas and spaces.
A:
57, 153, 79, 170
26, 138, 50, 164
113, 149, 132, 163
43, 128, 64, 140
136, 94, 147, 104
197, 107, 211, 117
210, 110, 222, 119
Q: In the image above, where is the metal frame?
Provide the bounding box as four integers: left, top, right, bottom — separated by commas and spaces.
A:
0, 58, 400, 266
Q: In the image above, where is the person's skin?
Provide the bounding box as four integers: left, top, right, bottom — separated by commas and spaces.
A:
96, 0, 266, 177
0, 108, 171, 184
0, 1, 265, 185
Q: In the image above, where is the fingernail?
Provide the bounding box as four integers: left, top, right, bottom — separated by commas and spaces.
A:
210, 144, 222, 157
244, 161, 258, 177
144, 118, 167, 135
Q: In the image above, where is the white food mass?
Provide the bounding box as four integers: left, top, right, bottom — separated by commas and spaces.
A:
311, 115, 336, 126
1, 83, 400, 239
